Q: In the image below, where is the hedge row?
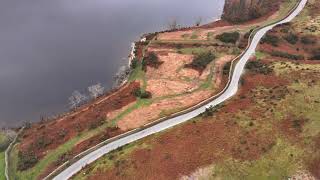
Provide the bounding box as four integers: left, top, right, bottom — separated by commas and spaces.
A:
271, 51, 304, 60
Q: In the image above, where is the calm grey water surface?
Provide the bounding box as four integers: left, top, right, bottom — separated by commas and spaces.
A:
0, 0, 224, 127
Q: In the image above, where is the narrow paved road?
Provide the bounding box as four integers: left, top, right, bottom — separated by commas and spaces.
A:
53, 0, 307, 179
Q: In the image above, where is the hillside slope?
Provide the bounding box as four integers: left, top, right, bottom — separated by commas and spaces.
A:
222, 0, 280, 22
73, 0, 320, 179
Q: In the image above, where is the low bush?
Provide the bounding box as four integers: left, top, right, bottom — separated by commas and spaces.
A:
271, 51, 304, 60
58, 129, 68, 139
216, 32, 240, 44
239, 77, 245, 86
283, 33, 299, 44
280, 27, 290, 33
223, 62, 232, 75
142, 52, 163, 69
261, 34, 280, 46
244, 29, 254, 39
130, 58, 139, 69
17, 151, 38, 171
54, 152, 72, 166
132, 88, 152, 99
201, 104, 224, 117
89, 118, 105, 130
24, 122, 32, 129
292, 119, 302, 131
301, 36, 316, 45
187, 52, 216, 70
175, 44, 183, 49
310, 48, 320, 60
246, 61, 273, 74
35, 136, 52, 149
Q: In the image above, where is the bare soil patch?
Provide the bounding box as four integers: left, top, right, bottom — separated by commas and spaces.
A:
146, 79, 198, 98
117, 90, 212, 131
145, 50, 202, 98
145, 50, 196, 80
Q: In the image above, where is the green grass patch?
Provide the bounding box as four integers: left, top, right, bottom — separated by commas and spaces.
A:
271, 61, 320, 137
255, 51, 267, 60
128, 63, 144, 82
177, 47, 209, 55
282, 82, 320, 137
231, 47, 242, 55
207, 32, 214, 40
0, 151, 5, 180
72, 142, 149, 180
0, 132, 6, 143
128, 62, 147, 91
11, 136, 84, 179
190, 34, 198, 39
199, 64, 215, 90
272, 61, 320, 76
9, 119, 122, 179
274, 0, 299, 23
291, 0, 320, 36
8, 146, 19, 180
159, 107, 185, 118
0, 132, 10, 152
211, 138, 303, 180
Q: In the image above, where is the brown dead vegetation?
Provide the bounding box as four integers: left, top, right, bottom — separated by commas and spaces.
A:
280, 115, 308, 143
19, 82, 139, 161
83, 55, 320, 179
84, 67, 292, 179
308, 156, 320, 179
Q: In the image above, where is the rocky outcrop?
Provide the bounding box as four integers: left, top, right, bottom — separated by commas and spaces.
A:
222, 0, 279, 23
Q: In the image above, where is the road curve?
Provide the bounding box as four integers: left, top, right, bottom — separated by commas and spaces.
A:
53, 0, 307, 179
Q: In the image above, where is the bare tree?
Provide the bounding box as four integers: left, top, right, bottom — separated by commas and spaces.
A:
69, 90, 87, 109
195, 17, 203, 26
113, 65, 130, 88
88, 83, 104, 98
168, 18, 179, 30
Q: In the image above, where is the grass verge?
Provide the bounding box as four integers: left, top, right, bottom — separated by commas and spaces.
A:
0, 151, 5, 180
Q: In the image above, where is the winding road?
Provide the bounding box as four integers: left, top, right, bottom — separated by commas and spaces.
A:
52, 0, 307, 179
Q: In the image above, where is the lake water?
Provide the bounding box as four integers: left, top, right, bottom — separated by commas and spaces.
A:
0, 0, 224, 128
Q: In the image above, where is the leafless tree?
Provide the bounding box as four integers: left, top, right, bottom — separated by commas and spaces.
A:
168, 18, 179, 30
113, 65, 130, 88
88, 83, 104, 99
2, 129, 16, 141
69, 90, 87, 109
195, 17, 203, 26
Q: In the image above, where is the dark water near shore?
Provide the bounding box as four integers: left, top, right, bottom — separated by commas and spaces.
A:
0, 0, 224, 127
